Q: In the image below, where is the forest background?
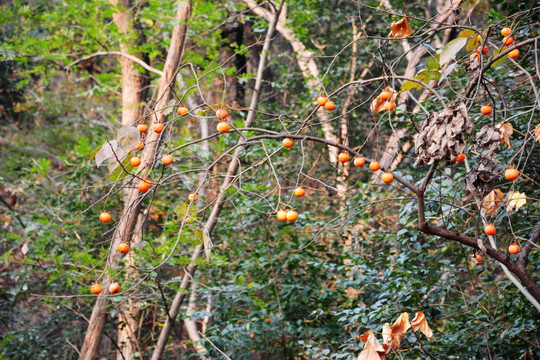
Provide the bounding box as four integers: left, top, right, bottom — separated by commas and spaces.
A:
0, 0, 539, 359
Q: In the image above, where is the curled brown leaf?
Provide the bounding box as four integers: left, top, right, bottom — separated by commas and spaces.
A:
389, 17, 412, 38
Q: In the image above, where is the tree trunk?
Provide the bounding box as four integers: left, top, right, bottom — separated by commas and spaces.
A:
116, 212, 146, 360
78, 2, 191, 359
151, 8, 281, 359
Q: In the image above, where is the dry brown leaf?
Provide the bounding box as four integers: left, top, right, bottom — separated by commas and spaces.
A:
497, 123, 513, 148
534, 124, 540, 142
480, 189, 505, 217
370, 86, 397, 114
506, 191, 527, 212
357, 331, 386, 360
389, 17, 412, 38
382, 312, 411, 352
414, 102, 472, 166
411, 311, 433, 340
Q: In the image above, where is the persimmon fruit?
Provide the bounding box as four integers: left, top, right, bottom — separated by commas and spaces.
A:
476, 254, 482, 263
338, 152, 350, 163
317, 96, 328, 106
294, 187, 305, 197
380, 91, 391, 100
131, 156, 141, 167
91, 283, 103, 295
109, 282, 120, 294
325, 101, 335, 111
153, 123, 164, 133
381, 172, 394, 183
138, 178, 151, 192
508, 49, 519, 59
137, 123, 148, 133
508, 243, 520, 254
135, 141, 145, 151
502, 36, 513, 46
188, 193, 198, 202
501, 27, 511, 37
217, 121, 230, 134
481, 105, 492, 115
369, 161, 380, 172
354, 156, 365, 167
282, 138, 293, 148
177, 105, 188, 116
99, 212, 111, 223
505, 168, 519, 180
216, 108, 228, 119
384, 102, 396, 111
286, 210, 298, 222
276, 209, 287, 222
162, 154, 173, 165
456, 153, 465, 162
118, 242, 130, 253
484, 224, 496, 236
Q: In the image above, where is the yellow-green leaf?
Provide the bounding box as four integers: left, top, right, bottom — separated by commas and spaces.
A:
440, 37, 467, 66
174, 202, 197, 223
427, 55, 440, 70
491, 47, 508, 68
107, 155, 133, 182
459, 29, 476, 38
466, 36, 479, 51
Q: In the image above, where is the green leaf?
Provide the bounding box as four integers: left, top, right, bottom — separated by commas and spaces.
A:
174, 202, 197, 224
491, 47, 508, 68
466, 37, 479, 51
426, 55, 440, 70
401, 70, 440, 92
107, 155, 133, 182
88, 144, 103, 161
458, 29, 476, 38
440, 37, 467, 66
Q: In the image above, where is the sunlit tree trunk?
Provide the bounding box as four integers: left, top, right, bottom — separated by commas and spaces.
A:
78, 2, 191, 359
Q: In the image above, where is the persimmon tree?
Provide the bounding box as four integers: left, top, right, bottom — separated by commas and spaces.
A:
0, 0, 539, 359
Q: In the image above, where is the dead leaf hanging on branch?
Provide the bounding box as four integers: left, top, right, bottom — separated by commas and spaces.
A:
382, 312, 411, 352
476, 125, 502, 158
465, 161, 500, 201
480, 189, 505, 217
497, 123, 513, 148
411, 311, 433, 340
389, 17, 412, 38
414, 102, 472, 167
506, 191, 527, 213
534, 124, 540, 142
357, 331, 386, 360
357, 312, 433, 359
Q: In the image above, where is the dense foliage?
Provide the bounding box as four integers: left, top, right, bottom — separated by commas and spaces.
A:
0, 0, 538, 359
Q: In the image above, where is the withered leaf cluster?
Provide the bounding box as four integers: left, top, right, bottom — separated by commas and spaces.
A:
464, 125, 503, 200
465, 160, 499, 201
414, 102, 472, 167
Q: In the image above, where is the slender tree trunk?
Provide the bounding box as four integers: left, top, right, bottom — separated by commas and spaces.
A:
116, 212, 146, 360
107, 2, 148, 359
151, 9, 281, 359
78, 2, 191, 359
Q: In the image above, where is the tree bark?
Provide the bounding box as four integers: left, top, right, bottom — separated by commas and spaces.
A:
78, 2, 191, 359
151, 8, 281, 359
